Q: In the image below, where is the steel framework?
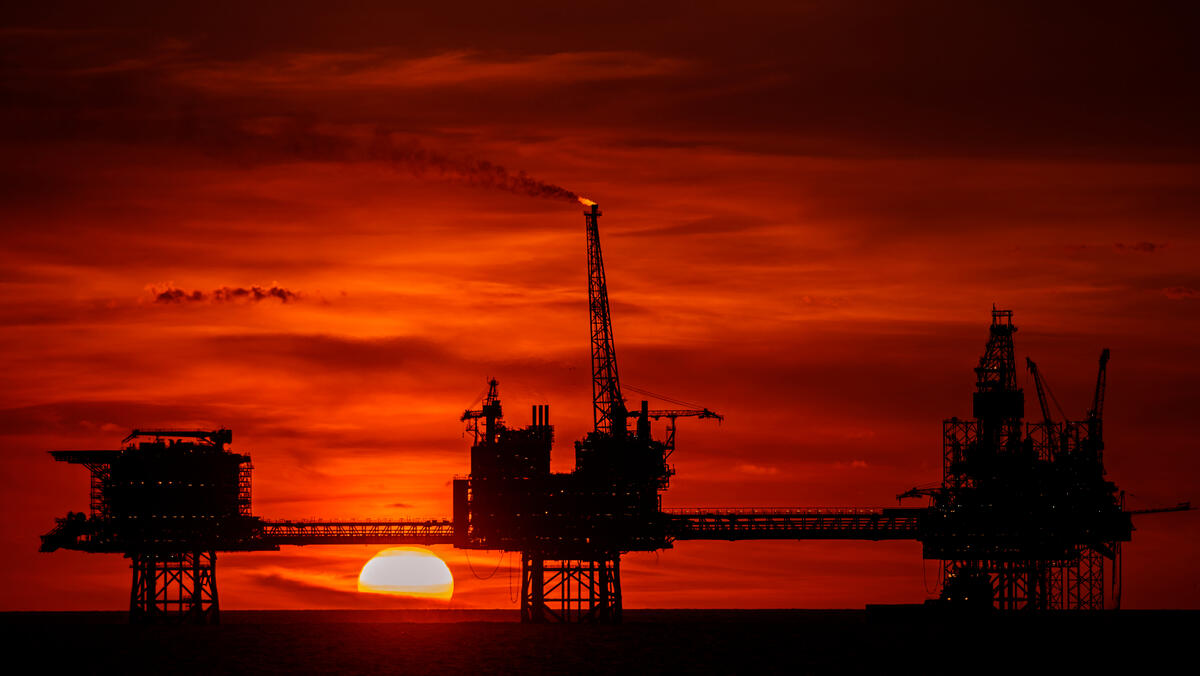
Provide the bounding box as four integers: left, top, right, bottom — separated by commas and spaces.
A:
667, 508, 921, 540
129, 550, 219, 624
260, 520, 455, 546
40, 201, 1191, 622
521, 555, 621, 623
919, 310, 1132, 611
585, 202, 624, 435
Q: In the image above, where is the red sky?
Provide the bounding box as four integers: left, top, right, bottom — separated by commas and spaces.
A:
2, 2, 1198, 610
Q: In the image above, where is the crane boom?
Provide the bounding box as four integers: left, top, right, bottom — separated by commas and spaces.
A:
585, 202, 625, 436
1090, 348, 1110, 421
646, 408, 723, 421
644, 408, 722, 458
1087, 348, 1110, 454
1128, 501, 1192, 515
1025, 357, 1054, 426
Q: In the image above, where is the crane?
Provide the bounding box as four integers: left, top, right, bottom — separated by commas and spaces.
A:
1087, 348, 1110, 453
1025, 357, 1055, 427
622, 381, 722, 457
460, 378, 502, 445
1025, 356, 1071, 458
647, 408, 723, 458
584, 202, 626, 437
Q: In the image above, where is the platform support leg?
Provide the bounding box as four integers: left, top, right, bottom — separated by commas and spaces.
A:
129, 550, 219, 624
521, 553, 621, 623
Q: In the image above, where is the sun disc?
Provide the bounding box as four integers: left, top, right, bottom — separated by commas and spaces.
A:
358, 547, 454, 600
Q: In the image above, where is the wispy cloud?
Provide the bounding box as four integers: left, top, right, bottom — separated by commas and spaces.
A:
1115, 241, 1165, 253
736, 463, 780, 476
149, 284, 302, 304
174, 50, 689, 93
1162, 286, 1200, 300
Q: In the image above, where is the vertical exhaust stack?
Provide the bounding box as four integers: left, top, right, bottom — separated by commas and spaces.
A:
530, 404, 551, 440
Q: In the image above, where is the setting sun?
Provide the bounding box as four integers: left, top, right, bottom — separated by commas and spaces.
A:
357, 548, 454, 601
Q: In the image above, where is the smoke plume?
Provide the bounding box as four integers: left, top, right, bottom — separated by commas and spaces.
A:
166, 115, 586, 204
367, 131, 579, 203
151, 284, 301, 304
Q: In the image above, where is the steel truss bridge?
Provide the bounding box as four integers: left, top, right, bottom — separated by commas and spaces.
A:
664, 508, 922, 541
258, 520, 456, 546
254, 509, 923, 547
41, 508, 928, 624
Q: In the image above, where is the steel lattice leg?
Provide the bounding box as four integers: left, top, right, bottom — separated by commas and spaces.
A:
521, 554, 621, 623
129, 551, 219, 624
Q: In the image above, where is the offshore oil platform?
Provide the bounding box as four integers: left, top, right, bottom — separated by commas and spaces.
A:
41, 202, 1190, 623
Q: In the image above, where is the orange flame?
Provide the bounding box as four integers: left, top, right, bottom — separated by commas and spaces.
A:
578, 197, 597, 207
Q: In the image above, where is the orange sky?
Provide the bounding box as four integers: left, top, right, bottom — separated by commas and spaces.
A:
2, 2, 1198, 610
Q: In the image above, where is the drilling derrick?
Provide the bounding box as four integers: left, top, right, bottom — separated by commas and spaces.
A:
917, 310, 1132, 611
971, 308, 1024, 459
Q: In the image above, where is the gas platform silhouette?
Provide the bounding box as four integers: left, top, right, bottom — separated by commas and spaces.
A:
42, 203, 1190, 623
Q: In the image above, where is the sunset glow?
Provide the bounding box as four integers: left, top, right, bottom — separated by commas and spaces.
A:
358, 548, 454, 601
2, 3, 1197, 613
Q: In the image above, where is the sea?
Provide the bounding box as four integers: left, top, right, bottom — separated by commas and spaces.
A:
4, 608, 1196, 674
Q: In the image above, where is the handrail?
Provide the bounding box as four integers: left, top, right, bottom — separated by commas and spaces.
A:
663, 507, 895, 516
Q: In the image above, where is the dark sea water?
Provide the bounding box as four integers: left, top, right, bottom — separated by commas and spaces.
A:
4, 609, 1195, 674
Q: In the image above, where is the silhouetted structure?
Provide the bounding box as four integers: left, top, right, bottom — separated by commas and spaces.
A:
452, 204, 690, 622
900, 311, 1143, 610
41, 430, 451, 623
41, 429, 267, 623
41, 204, 1191, 623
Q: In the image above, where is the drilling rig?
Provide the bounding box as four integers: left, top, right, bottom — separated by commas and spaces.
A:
905, 310, 1134, 610
452, 202, 701, 622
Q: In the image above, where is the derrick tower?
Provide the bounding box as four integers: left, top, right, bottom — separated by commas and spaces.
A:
917, 309, 1132, 610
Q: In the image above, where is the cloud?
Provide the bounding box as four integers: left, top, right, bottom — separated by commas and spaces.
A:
202, 333, 455, 374
247, 570, 438, 608
150, 284, 302, 304
1162, 286, 1200, 300
0, 400, 247, 437
800, 295, 844, 308
1115, 241, 1164, 253
174, 50, 688, 92
736, 463, 780, 476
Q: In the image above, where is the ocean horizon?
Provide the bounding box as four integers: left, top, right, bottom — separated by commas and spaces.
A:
5, 609, 1195, 674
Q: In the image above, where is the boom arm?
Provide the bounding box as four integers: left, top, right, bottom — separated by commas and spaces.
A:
585, 203, 625, 436
1026, 357, 1054, 426
646, 408, 723, 457
1090, 348, 1110, 421
1087, 348, 1110, 453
